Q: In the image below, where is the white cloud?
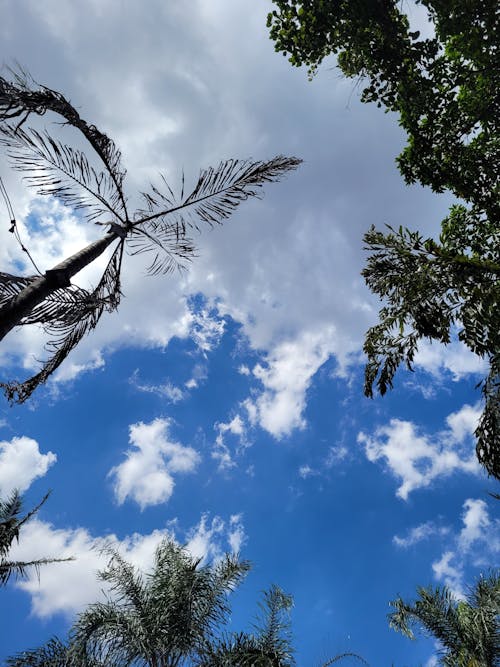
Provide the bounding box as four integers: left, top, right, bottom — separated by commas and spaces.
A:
414, 339, 488, 382
244, 328, 336, 439
129, 370, 185, 403
325, 445, 349, 467
185, 513, 246, 562
393, 521, 449, 548
432, 499, 499, 597
0, 0, 454, 415
359, 403, 481, 499
10, 513, 246, 619
109, 418, 200, 509
458, 498, 492, 551
0, 436, 56, 495
212, 415, 247, 471
298, 464, 317, 479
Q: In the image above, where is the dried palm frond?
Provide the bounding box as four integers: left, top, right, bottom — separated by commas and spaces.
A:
0, 125, 123, 222
0, 272, 38, 307
1, 242, 124, 403
129, 156, 302, 274
0, 69, 301, 402
0, 68, 128, 218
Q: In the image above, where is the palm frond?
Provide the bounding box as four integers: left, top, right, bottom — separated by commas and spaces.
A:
320, 653, 369, 667
129, 156, 302, 274
127, 223, 196, 275
6, 637, 69, 667
0, 125, 122, 223
0, 556, 73, 586
1, 242, 123, 404
0, 272, 38, 307
0, 68, 128, 219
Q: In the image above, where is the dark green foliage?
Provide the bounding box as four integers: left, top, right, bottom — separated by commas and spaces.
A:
0, 490, 72, 586
389, 571, 500, 666
268, 1, 500, 479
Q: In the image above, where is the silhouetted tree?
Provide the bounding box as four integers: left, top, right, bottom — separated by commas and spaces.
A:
0, 69, 300, 403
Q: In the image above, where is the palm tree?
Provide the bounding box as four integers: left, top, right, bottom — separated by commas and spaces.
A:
389, 572, 500, 667
197, 584, 366, 667
7, 541, 366, 667
0, 68, 301, 404
0, 489, 72, 586
68, 538, 250, 667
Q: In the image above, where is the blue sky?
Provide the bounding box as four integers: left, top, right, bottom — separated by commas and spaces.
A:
0, 1, 498, 665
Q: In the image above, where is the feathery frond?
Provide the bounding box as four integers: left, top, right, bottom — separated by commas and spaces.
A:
0, 68, 128, 218
1, 242, 124, 404
0, 125, 123, 223
0, 490, 73, 586
0, 68, 301, 402
389, 574, 500, 667
129, 156, 302, 274
0, 272, 38, 307
5, 637, 70, 667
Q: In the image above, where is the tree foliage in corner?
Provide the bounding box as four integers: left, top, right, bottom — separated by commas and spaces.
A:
389, 571, 500, 667
268, 0, 500, 479
0, 69, 301, 404
0, 490, 71, 586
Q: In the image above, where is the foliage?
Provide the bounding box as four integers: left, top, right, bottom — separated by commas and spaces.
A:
7, 540, 364, 667
268, 0, 500, 479
0, 489, 72, 586
389, 571, 500, 667
0, 68, 301, 403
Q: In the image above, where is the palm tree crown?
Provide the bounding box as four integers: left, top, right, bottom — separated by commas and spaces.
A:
0, 68, 301, 403
389, 572, 500, 667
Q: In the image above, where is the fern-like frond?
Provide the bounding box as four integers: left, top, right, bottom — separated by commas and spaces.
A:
127, 223, 196, 275
130, 156, 302, 274
0, 69, 128, 219
0, 272, 38, 307
0, 125, 122, 222
1, 243, 124, 404
0, 556, 73, 586
5, 636, 69, 667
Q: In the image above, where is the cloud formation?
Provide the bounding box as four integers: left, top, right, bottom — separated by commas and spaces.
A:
432, 498, 499, 597
359, 403, 482, 499
244, 328, 336, 439
0, 436, 56, 495
10, 513, 246, 619
109, 418, 200, 509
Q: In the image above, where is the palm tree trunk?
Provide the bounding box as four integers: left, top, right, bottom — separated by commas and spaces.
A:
0, 232, 118, 342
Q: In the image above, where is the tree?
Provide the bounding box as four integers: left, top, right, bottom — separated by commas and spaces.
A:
7, 540, 365, 667
267, 0, 500, 479
0, 69, 301, 404
0, 489, 72, 586
389, 571, 500, 667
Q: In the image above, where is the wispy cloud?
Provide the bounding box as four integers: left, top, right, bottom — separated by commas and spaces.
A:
393, 521, 449, 548
10, 513, 246, 619
129, 369, 185, 403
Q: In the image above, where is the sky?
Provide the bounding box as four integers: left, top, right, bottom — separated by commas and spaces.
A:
0, 1, 498, 665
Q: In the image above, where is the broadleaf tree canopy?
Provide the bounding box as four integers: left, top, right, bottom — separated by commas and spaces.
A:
268, 0, 500, 479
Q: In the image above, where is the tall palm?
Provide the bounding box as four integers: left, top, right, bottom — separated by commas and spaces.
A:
0, 68, 301, 403
0, 489, 72, 586
389, 572, 500, 667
